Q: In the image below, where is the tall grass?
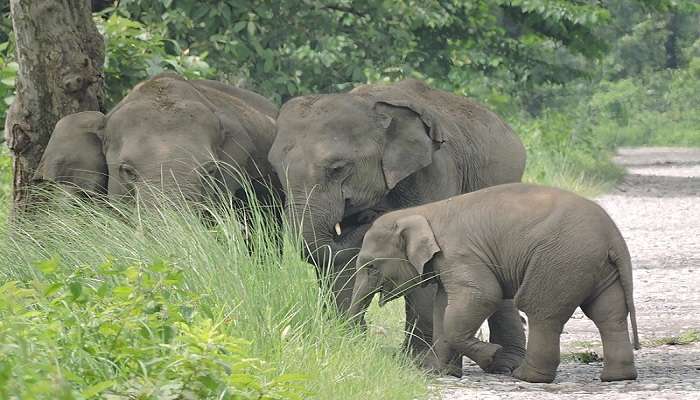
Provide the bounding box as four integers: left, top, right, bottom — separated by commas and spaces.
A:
0, 187, 427, 399
0, 146, 10, 225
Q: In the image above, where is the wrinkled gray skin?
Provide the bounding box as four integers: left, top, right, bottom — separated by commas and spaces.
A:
35, 73, 279, 204
268, 79, 527, 371
350, 183, 640, 383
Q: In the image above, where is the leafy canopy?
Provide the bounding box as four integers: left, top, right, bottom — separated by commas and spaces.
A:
116, 0, 617, 103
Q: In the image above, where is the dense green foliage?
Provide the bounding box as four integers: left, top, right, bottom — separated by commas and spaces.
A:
0, 258, 305, 399
0, 194, 428, 399
97, 12, 214, 108
115, 0, 615, 103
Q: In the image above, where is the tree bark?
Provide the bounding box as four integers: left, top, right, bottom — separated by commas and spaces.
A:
5, 0, 104, 213
664, 12, 680, 69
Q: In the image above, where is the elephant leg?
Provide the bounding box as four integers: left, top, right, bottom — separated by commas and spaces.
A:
403, 285, 436, 356
486, 299, 526, 374
512, 317, 567, 383
581, 280, 637, 382
423, 284, 462, 377
442, 288, 502, 372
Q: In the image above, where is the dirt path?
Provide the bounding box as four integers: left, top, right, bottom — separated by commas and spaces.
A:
438, 147, 700, 399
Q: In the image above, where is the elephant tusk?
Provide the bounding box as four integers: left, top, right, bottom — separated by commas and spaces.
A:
335, 222, 342, 236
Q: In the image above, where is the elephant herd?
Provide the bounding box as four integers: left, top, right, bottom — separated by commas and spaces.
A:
36, 73, 639, 383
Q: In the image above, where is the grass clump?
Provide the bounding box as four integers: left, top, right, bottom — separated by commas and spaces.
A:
645, 329, 700, 347
569, 351, 604, 364
0, 191, 428, 399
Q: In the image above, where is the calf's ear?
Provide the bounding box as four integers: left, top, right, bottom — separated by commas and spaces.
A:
396, 215, 440, 275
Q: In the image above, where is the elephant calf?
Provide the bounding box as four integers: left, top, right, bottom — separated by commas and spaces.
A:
349, 183, 640, 383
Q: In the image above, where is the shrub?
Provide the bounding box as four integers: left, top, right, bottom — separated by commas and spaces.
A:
0, 257, 306, 399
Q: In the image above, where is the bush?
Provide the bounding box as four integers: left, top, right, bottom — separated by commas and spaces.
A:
511, 110, 623, 196
587, 69, 700, 147
0, 258, 305, 399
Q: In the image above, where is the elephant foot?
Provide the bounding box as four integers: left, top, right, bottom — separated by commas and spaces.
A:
419, 350, 463, 378
512, 360, 556, 383
470, 343, 502, 372
485, 347, 524, 375
601, 364, 637, 382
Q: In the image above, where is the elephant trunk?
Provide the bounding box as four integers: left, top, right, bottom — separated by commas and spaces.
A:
287, 188, 373, 312
285, 184, 380, 312
347, 267, 380, 329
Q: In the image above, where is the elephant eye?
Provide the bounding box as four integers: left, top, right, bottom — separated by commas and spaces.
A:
119, 163, 139, 182
200, 161, 219, 176
326, 161, 352, 179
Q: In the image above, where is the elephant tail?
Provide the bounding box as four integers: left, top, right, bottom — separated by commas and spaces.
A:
609, 230, 641, 350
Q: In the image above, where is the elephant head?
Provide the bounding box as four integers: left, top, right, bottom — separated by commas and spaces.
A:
268, 87, 445, 309
348, 214, 440, 324
34, 111, 108, 198
35, 74, 274, 204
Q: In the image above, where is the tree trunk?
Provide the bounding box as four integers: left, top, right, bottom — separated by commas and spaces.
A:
5, 0, 104, 213
664, 12, 680, 69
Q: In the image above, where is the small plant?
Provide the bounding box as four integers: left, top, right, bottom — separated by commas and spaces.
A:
647, 329, 700, 347
570, 351, 604, 364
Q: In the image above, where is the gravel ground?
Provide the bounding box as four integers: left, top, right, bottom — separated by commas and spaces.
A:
437, 147, 700, 399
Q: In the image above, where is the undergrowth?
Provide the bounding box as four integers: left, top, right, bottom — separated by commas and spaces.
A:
0, 191, 427, 399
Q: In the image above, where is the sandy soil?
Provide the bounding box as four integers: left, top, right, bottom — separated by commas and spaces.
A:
438, 147, 700, 399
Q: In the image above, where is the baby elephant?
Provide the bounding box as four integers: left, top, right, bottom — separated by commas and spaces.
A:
348, 183, 640, 383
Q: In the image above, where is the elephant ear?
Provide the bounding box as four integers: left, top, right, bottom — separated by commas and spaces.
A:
186, 79, 277, 192
34, 111, 107, 195
217, 110, 277, 190
396, 214, 441, 276
374, 99, 445, 190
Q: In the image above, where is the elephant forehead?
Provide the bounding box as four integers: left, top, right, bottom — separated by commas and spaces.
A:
119, 134, 215, 164
279, 118, 384, 158
279, 97, 380, 136
107, 100, 219, 136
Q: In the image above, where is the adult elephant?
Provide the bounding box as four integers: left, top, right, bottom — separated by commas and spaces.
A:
35, 73, 280, 205
268, 79, 527, 372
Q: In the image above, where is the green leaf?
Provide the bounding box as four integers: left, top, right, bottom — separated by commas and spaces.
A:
149, 259, 168, 273
232, 21, 247, 32
112, 286, 133, 298
221, 4, 232, 20
68, 281, 82, 300
126, 265, 140, 282
81, 380, 115, 398
36, 256, 60, 274
247, 21, 256, 36
43, 282, 63, 297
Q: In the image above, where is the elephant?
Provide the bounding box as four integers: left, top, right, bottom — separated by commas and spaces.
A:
35, 73, 280, 207
268, 79, 527, 371
349, 183, 641, 383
